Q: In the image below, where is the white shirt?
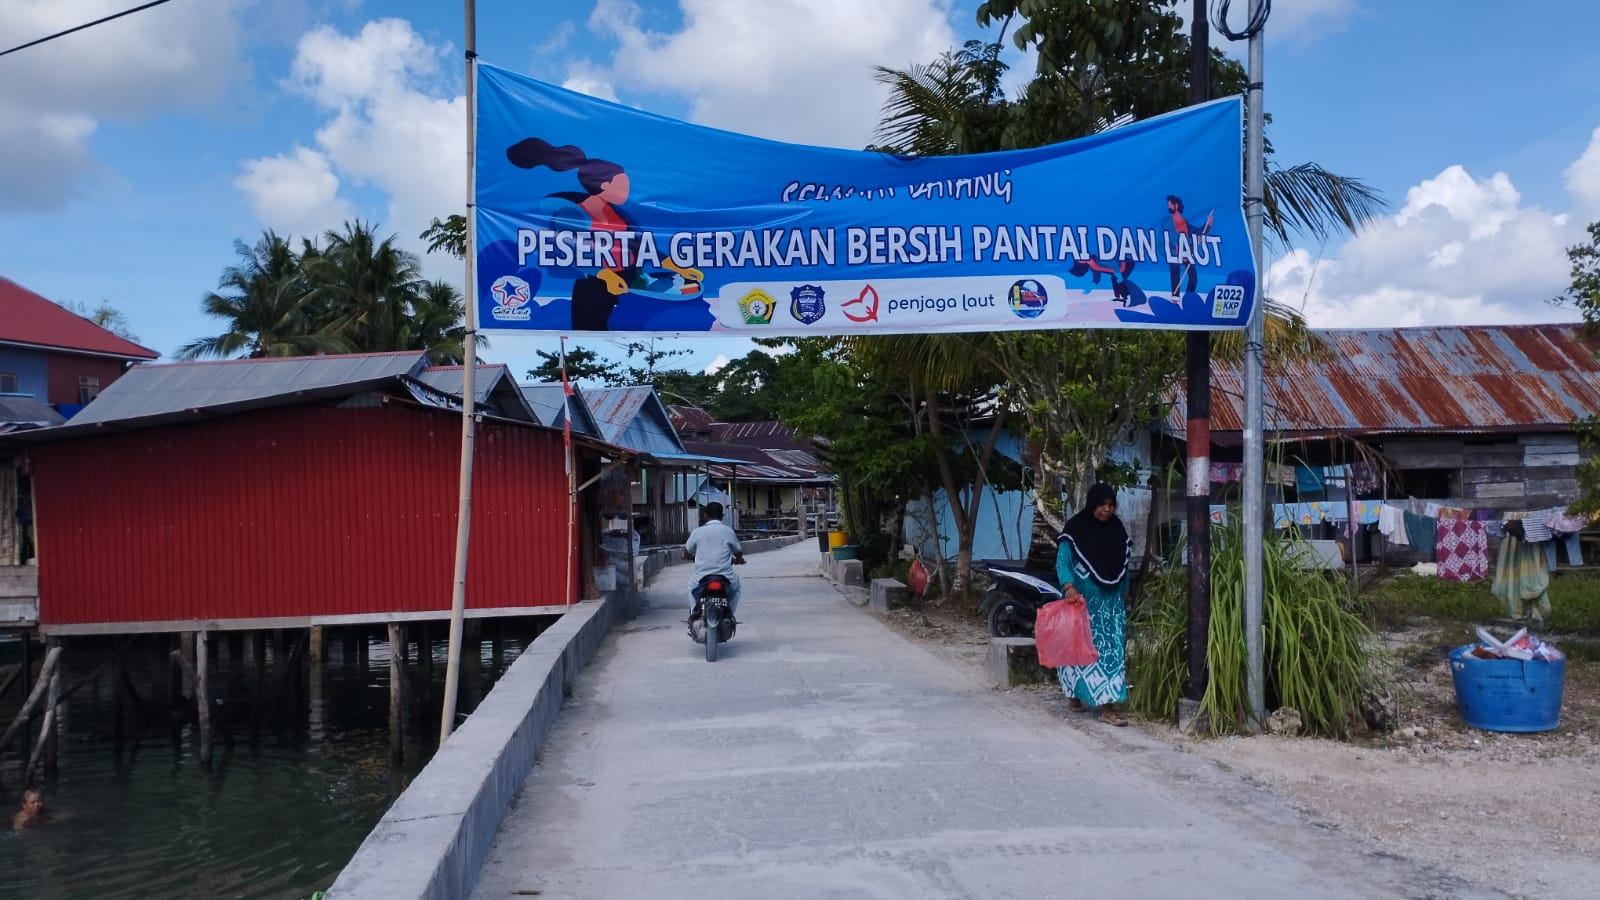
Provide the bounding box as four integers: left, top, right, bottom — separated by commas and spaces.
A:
685, 520, 742, 580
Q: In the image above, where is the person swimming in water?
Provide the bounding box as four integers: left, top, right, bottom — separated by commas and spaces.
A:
11, 789, 45, 830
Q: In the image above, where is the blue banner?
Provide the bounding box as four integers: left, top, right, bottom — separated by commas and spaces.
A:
475, 64, 1256, 336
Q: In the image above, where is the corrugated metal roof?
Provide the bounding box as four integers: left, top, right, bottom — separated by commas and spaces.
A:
44, 351, 428, 431
416, 364, 536, 423
0, 395, 65, 430
679, 438, 832, 483
519, 383, 602, 438
585, 386, 685, 455
0, 277, 160, 360
1182, 323, 1600, 438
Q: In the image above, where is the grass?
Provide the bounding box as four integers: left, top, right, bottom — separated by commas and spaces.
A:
1366, 569, 1600, 637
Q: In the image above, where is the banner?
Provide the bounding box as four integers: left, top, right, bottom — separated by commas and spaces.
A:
475, 64, 1256, 336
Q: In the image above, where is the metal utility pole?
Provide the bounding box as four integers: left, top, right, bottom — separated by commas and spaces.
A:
1242, 0, 1269, 732
440, 0, 481, 744
1181, 0, 1213, 720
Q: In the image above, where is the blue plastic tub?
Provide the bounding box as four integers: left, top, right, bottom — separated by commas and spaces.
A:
1449, 645, 1564, 733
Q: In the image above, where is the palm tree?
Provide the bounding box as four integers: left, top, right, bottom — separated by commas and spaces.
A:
177, 231, 350, 360
306, 220, 426, 350
389, 279, 485, 365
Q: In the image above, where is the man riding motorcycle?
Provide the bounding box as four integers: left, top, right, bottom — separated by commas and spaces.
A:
683, 501, 744, 619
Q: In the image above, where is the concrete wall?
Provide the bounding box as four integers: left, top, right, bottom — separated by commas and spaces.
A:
327, 587, 636, 900
330, 533, 803, 900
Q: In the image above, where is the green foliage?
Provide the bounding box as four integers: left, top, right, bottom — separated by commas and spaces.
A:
1128, 519, 1376, 737
181, 222, 481, 364
1367, 571, 1600, 637
1564, 222, 1600, 519
526, 346, 621, 385
59, 299, 141, 343
420, 214, 468, 260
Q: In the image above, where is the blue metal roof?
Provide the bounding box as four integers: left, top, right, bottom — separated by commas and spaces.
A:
584, 386, 686, 456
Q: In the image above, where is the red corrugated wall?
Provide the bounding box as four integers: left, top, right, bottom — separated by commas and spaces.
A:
31, 403, 575, 625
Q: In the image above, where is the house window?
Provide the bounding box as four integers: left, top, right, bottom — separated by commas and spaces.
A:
0, 372, 17, 394
1395, 468, 1455, 498
78, 375, 100, 404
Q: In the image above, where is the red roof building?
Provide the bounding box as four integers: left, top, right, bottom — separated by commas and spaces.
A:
0, 277, 159, 412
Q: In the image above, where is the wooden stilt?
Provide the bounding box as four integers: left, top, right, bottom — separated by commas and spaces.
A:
43, 637, 60, 776
388, 622, 405, 763
120, 667, 149, 724
0, 645, 61, 753
178, 632, 196, 701
309, 625, 325, 665
0, 663, 21, 703
250, 631, 266, 740
461, 619, 483, 712
196, 630, 212, 766
112, 653, 126, 744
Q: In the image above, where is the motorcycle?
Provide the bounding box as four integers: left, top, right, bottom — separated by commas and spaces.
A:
688, 573, 737, 661
977, 560, 1064, 638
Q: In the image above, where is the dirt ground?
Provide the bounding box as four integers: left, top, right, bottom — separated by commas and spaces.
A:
875, 598, 1600, 900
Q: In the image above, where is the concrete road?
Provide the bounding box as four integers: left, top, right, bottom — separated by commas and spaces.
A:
472, 542, 1496, 899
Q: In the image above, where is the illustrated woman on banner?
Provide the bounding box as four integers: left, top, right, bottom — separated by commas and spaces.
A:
507, 138, 702, 330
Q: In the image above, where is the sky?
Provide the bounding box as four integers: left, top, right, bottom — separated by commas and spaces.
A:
2, 0, 1599, 381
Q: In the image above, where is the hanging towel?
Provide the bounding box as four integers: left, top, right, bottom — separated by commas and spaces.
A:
1404, 510, 1438, 557
1378, 504, 1410, 546
1491, 533, 1551, 621
1519, 512, 1554, 543
1295, 465, 1325, 496
1436, 519, 1488, 582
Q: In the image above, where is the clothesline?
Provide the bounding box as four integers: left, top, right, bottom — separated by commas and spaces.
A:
1204, 499, 1594, 584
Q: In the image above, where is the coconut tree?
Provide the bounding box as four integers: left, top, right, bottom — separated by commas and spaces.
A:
306, 220, 426, 350
177, 231, 350, 360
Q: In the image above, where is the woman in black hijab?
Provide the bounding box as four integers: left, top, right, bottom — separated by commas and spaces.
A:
1056, 483, 1133, 725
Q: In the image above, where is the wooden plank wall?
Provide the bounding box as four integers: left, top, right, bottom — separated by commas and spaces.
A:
1382, 433, 1586, 512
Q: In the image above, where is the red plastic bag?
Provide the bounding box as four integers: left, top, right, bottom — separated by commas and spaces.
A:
907, 558, 930, 597
1035, 599, 1098, 667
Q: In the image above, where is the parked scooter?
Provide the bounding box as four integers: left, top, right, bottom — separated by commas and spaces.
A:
688, 573, 737, 661
977, 560, 1064, 638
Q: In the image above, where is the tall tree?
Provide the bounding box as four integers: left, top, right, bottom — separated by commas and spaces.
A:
527, 346, 621, 385
177, 231, 349, 360
60, 300, 141, 343
308, 220, 426, 350
1558, 221, 1600, 515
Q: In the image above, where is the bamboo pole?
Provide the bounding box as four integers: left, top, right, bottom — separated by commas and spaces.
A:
440, 0, 482, 744
43, 637, 60, 775
0, 645, 60, 753
23, 690, 54, 782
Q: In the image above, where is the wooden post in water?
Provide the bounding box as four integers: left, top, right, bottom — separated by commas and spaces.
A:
196, 630, 213, 767
388, 622, 405, 763
309, 625, 324, 665
178, 632, 196, 701
44, 636, 60, 775
251, 631, 267, 740
111, 651, 125, 744
0, 645, 60, 754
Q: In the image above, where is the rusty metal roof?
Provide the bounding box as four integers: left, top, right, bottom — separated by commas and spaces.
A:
1182, 323, 1600, 438
585, 386, 686, 455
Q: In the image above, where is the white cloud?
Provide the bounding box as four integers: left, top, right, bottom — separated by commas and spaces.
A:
1260, 0, 1360, 42
1565, 126, 1600, 217
584, 0, 958, 147
0, 0, 245, 211
704, 354, 730, 375
1271, 130, 1600, 328
240, 19, 465, 271
236, 147, 355, 236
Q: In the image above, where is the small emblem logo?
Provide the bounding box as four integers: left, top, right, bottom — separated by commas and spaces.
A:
490, 275, 532, 322
739, 289, 776, 325
789, 285, 826, 324
840, 285, 880, 323
1008, 278, 1048, 319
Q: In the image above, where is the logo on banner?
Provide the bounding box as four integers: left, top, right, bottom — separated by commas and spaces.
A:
840, 285, 880, 323
490, 275, 532, 322
739, 289, 776, 325
789, 285, 826, 324
1008, 278, 1048, 319
1211, 283, 1245, 320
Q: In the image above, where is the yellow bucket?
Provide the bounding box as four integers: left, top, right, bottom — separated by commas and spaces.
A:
827, 530, 849, 550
